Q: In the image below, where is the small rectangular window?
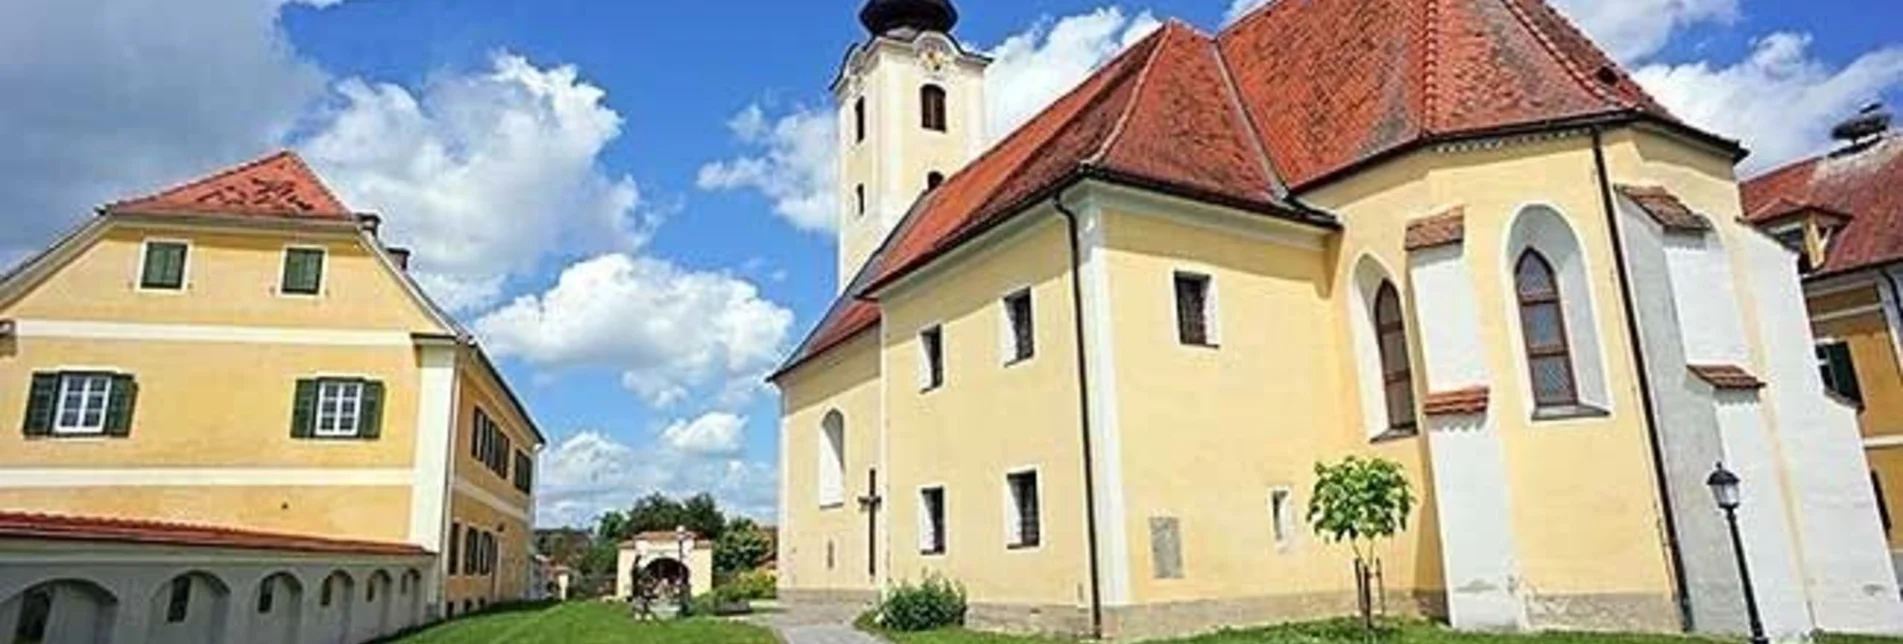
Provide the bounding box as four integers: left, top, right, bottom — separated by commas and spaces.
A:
1817, 341, 1863, 403
449, 523, 462, 575
1270, 488, 1294, 547
920, 326, 945, 391
140, 241, 189, 290
854, 97, 866, 143
856, 184, 867, 217
167, 576, 191, 623
464, 529, 480, 575
1007, 470, 1041, 549
514, 451, 534, 493
1003, 290, 1035, 363
314, 380, 365, 437
1174, 272, 1214, 346
281, 247, 326, 295
53, 373, 115, 435
920, 487, 947, 555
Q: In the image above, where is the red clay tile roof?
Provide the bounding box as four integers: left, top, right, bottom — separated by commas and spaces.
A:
106, 151, 354, 220
1406, 207, 1467, 250
0, 511, 427, 556
1742, 134, 1903, 275
1688, 364, 1765, 391
1423, 387, 1491, 416
1616, 185, 1712, 233
776, 0, 1726, 379
1219, 0, 1685, 189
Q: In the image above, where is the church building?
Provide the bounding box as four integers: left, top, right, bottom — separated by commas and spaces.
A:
773, 0, 1903, 640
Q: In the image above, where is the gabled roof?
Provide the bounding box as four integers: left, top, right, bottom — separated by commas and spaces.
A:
1617, 185, 1712, 234
0, 511, 427, 556
775, 0, 1733, 380
1742, 134, 1903, 275
106, 151, 354, 219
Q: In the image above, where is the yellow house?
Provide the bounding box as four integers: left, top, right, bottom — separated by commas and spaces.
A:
0, 151, 545, 629
1742, 110, 1903, 578
775, 0, 1903, 640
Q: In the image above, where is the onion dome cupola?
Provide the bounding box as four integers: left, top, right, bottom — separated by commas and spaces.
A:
859, 0, 958, 36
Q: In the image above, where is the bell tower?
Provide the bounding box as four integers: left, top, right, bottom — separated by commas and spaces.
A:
832, 0, 990, 291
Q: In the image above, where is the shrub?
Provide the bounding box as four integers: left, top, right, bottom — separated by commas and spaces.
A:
723, 569, 777, 601
876, 576, 966, 632
692, 584, 754, 616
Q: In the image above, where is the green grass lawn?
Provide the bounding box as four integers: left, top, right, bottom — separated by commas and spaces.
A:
386, 601, 776, 644
876, 618, 1903, 644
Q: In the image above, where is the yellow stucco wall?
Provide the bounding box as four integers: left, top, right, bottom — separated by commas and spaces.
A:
777, 331, 882, 593
4, 225, 441, 333
0, 486, 413, 542
1809, 285, 1903, 548
879, 217, 1090, 606
452, 356, 538, 508
445, 490, 532, 609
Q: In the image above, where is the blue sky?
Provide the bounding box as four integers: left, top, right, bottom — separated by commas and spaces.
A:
3, 0, 1899, 528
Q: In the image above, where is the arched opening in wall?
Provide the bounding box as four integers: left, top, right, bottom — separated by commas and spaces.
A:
920, 84, 947, 132
317, 571, 355, 644
253, 572, 304, 644
641, 558, 691, 605
366, 571, 394, 639
148, 571, 230, 644
819, 410, 846, 507
3, 579, 117, 644
1349, 256, 1418, 439
400, 569, 423, 630
1504, 205, 1611, 416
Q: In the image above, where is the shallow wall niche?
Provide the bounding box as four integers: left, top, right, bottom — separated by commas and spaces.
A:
148, 572, 231, 644
0, 579, 118, 644
1503, 205, 1611, 414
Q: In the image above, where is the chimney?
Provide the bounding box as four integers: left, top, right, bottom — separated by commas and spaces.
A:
387, 247, 412, 271
1831, 101, 1892, 148
355, 213, 384, 238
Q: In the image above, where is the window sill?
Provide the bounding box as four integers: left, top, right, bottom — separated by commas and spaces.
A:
919, 385, 944, 395
30, 433, 120, 442
818, 502, 846, 512
920, 549, 946, 557
1003, 356, 1035, 368
1370, 427, 1419, 444
1006, 542, 1041, 552
1531, 404, 1610, 422
1179, 341, 1220, 350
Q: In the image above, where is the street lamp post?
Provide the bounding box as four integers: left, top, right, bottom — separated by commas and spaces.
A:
1708, 463, 1769, 644
675, 526, 691, 618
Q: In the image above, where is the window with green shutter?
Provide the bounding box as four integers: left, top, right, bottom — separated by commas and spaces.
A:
281, 247, 326, 295
140, 241, 189, 290
290, 377, 384, 440
1817, 341, 1863, 404
23, 372, 137, 438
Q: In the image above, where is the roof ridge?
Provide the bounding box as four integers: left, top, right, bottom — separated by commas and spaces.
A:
1421, 0, 1445, 132
1493, 0, 1627, 109
107, 149, 352, 215
1089, 22, 1182, 166
1210, 32, 1292, 198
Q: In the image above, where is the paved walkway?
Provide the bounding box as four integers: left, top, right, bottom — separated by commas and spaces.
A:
745, 602, 889, 644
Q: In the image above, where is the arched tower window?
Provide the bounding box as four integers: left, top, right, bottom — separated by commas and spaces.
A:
1515, 250, 1578, 408
920, 84, 947, 132
855, 184, 866, 218
1373, 282, 1417, 431
819, 411, 846, 507
854, 97, 866, 143
926, 171, 945, 191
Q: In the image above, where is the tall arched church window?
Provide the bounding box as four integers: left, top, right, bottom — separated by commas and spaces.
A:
1373, 282, 1416, 431
819, 411, 846, 507
1515, 250, 1578, 408
920, 85, 947, 132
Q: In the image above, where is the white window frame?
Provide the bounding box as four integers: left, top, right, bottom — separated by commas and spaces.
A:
1171, 269, 1220, 347
918, 324, 946, 392
918, 484, 947, 556
53, 373, 115, 435
136, 238, 192, 293
278, 245, 328, 298
999, 288, 1035, 366
1003, 466, 1042, 551
314, 379, 366, 438
1269, 487, 1295, 551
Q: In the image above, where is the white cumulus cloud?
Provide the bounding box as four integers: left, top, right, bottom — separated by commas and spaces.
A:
536, 430, 777, 528
1223, 0, 1273, 26
1635, 34, 1903, 173
301, 53, 654, 312
695, 104, 839, 233
700, 6, 1159, 235
1550, 0, 1738, 64
661, 412, 747, 456
473, 253, 794, 408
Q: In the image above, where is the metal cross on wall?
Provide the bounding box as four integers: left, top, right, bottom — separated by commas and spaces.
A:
858, 468, 881, 579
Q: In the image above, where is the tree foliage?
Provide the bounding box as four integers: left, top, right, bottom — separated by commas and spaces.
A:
1306, 456, 1415, 560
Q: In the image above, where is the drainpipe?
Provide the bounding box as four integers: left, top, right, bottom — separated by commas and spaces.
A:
1054, 183, 1107, 640
1591, 127, 1694, 631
